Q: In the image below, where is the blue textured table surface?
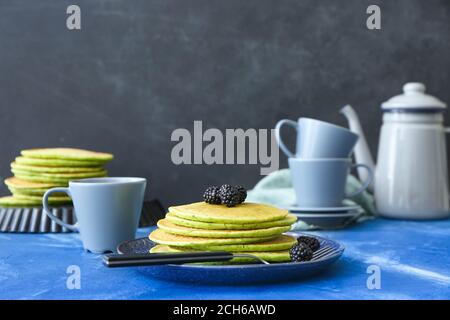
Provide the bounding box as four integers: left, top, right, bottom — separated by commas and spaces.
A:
1, 218, 449, 300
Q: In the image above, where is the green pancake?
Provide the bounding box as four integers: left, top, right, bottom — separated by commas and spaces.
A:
12, 168, 107, 184
16, 156, 104, 168
150, 245, 291, 263
149, 228, 276, 248
4, 177, 59, 196
166, 212, 297, 230
0, 195, 71, 207
157, 219, 290, 238
168, 202, 288, 224
13, 194, 72, 203
173, 235, 296, 252
11, 162, 104, 174
5, 177, 57, 189
21, 148, 113, 162
8, 186, 64, 197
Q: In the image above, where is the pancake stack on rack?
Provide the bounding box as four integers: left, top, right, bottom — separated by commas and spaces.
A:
149, 201, 298, 263
0, 148, 113, 207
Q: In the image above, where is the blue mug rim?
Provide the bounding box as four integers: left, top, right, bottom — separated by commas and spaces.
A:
299, 117, 359, 137
288, 158, 352, 162
69, 177, 146, 185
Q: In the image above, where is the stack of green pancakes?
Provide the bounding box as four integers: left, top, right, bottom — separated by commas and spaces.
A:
149, 202, 298, 263
0, 148, 113, 207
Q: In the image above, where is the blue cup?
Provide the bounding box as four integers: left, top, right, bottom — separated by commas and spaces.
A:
275, 118, 359, 158
43, 177, 146, 253
289, 158, 372, 207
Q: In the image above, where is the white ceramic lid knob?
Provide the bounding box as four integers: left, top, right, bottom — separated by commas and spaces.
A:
403, 82, 425, 94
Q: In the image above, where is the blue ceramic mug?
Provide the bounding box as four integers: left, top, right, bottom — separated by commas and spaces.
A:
289, 158, 372, 207
43, 177, 146, 253
275, 118, 359, 158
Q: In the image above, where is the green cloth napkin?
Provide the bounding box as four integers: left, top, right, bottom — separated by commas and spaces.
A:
247, 169, 376, 230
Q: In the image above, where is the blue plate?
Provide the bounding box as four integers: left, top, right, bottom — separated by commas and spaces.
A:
117, 232, 345, 285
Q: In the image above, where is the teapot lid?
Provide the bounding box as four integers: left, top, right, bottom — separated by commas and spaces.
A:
381, 82, 446, 111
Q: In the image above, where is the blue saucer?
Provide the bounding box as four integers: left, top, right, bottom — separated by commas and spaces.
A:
288, 204, 361, 213
116, 232, 344, 285
292, 211, 361, 229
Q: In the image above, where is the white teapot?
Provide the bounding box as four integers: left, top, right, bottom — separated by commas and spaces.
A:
341, 82, 449, 220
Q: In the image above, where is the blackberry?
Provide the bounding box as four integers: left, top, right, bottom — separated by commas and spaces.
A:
289, 243, 313, 262
297, 236, 320, 252
235, 185, 247, 203
219, 184, 241, 207
203, 186, 221, 204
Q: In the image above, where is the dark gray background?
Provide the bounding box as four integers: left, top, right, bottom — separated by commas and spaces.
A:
0, 0, 449, 206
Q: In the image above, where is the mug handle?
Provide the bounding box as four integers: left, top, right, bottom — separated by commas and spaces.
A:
42, 187, 78, 232
346, 164, 374, 197
275, 119, 298, 158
